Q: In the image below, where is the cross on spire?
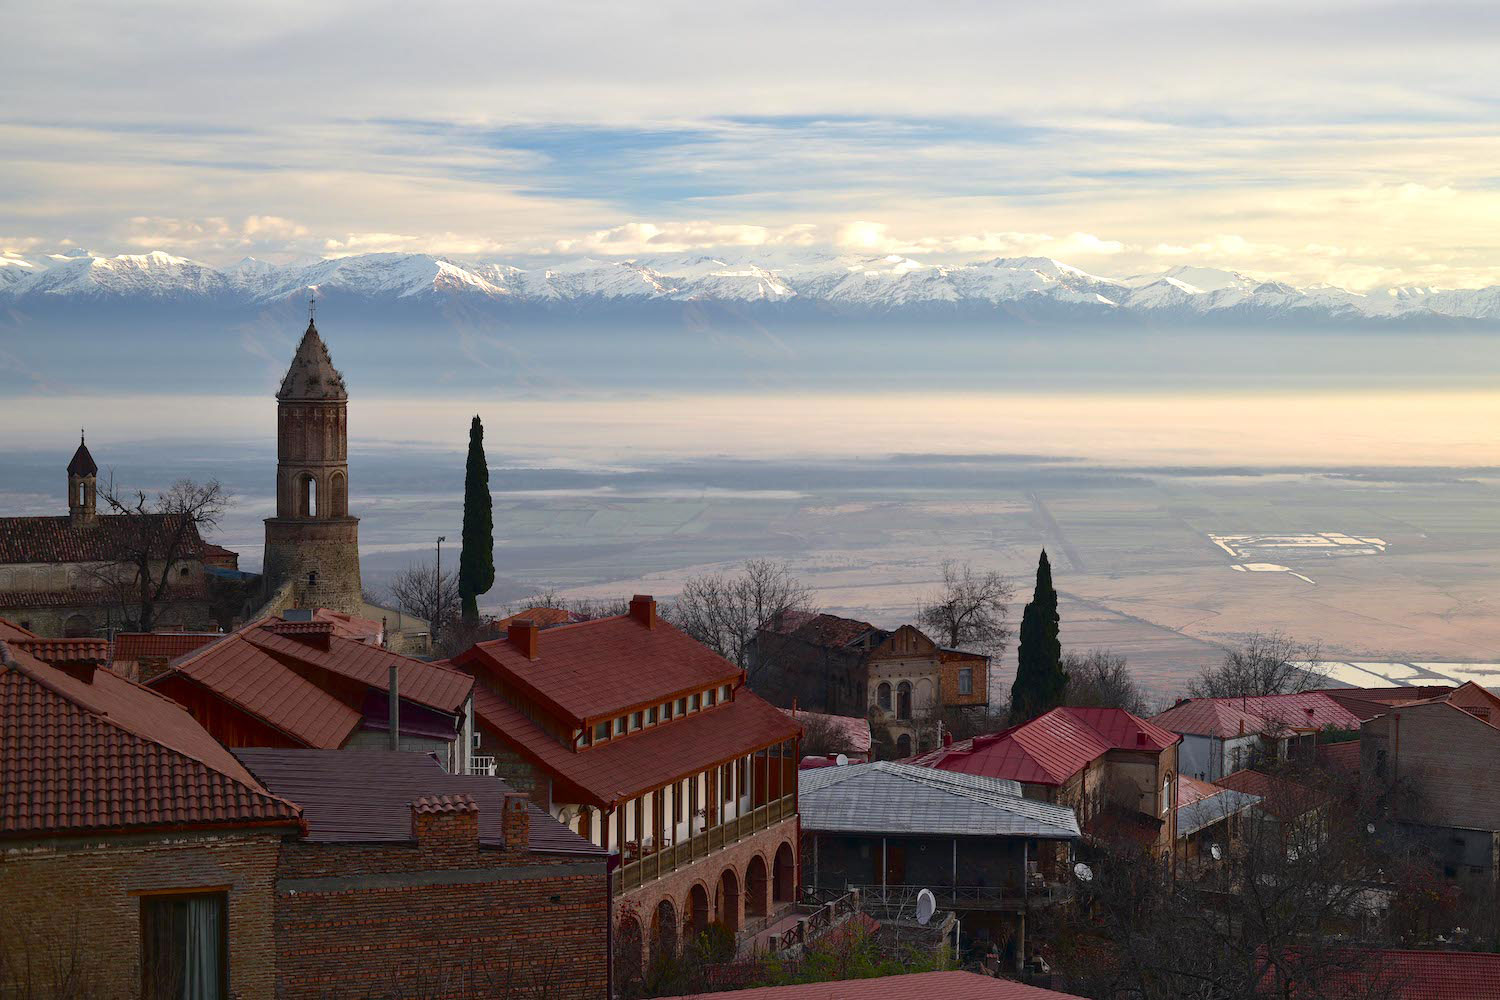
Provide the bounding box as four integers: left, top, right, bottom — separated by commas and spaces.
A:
308, 294, 317, 323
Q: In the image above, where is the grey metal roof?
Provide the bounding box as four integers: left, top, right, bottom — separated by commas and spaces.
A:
1176, 788, 1261, 838
799, 761, 1079, 839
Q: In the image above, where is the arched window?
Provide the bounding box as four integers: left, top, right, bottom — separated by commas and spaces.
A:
297, 473, 316, 518
896, 681, 913, 720
896, 733, 913, 758
329, 471, 347, 517
877, 682, 892, 712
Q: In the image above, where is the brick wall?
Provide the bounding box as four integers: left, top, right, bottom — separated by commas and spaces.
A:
0, 827, 284, 999
1368, 702, 1500, 831
274, 800, 609, 999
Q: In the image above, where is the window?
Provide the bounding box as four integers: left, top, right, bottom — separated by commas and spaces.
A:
615, 717, 627, 736
663, 702, 674, 721
141, 891, 226, 1000
896, 681, 913, 721
647, 707, 658, 725
721, 685, 732, 702
957, 668, 973, 695
690, 694, 701, 711
877, 682, 892, 711
676, 697, 687, 716
707, 689, 717, 707
179, 566, 190, 578
594, 722, 609, 742
630, 712, 642, 731
1375, 748, 1388, 778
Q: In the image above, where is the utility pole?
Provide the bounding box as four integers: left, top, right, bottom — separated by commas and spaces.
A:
434, 535, 446, 642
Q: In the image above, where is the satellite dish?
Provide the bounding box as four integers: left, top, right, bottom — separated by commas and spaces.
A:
1210, 844, 1223, 861
1073, 862, 1094, 883
1367, 823, 1376, 835
835, 753, 849, 767
915, 888, 936, 925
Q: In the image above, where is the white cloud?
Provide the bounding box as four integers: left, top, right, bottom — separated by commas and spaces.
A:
555, 221, 819, 255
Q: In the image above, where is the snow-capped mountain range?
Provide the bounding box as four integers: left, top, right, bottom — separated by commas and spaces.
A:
4, 247, 1500, 323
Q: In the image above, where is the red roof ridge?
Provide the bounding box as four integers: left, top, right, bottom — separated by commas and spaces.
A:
412, 793, 479, 815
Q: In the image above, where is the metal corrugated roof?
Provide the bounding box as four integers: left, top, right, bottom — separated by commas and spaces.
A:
1151, 692, 1363, 739
234, 747, 604, 856
1176, 787, 1261, 838
799, 761, 1079, 839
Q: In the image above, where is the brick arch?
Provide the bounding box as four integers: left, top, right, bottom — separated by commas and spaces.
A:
715, 866, 741, 932
745, 851, 771, 919
685, 880, 712, 940
651, 896, 678, 960
773, 839, 796, 903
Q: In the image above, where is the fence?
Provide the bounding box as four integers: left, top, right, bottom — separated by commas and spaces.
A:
612, 794, 796, 894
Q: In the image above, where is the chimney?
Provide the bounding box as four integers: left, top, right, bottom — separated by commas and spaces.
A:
388, 665, 400, 751
502, 792, 531, 859
630, 595, 656, 630
410, 794, 479, 849
508, 619, 540, 659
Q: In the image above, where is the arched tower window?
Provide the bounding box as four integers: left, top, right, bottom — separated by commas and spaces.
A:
329, 472, 347, 517
297, 473, 316, 518
877, 682, 892, 712
896, 681, 913, 720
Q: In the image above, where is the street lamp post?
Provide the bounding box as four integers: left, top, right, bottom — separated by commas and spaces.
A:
434, 535, 447, 641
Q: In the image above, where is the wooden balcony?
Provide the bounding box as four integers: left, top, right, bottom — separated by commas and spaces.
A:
613, 794, 796, 894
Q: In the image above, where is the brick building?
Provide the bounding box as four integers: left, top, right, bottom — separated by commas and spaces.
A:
908, 706, 1180, 855
0, 436, 217, 636
751, 613, 989, 758
148, 615, 476, 773
235, 748, 610, 999
448, 595, 802, 976
0, 635, 301, 999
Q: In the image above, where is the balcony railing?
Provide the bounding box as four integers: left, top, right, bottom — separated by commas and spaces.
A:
613, 794, 796, 894
468, 755, 497, 776
839, 881, 1068, 912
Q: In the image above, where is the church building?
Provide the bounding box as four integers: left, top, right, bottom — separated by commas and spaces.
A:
0, 436, 214, 636
258, 316, 365, 617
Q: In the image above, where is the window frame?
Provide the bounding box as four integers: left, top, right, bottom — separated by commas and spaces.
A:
138, 888, 229, 1000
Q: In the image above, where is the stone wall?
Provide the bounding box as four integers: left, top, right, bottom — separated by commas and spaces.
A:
262, 516, 363, 616
0, 828, 284, 999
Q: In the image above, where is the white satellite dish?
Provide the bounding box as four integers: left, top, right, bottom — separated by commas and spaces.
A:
1210, 844, 1222, 861
835, 753, 849, 767
915, 888, 936, 926
1073, 862, 1093, 883
1367, 823, 1376, 835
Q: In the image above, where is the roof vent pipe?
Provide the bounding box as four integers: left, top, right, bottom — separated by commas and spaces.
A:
389, 664, 400, 751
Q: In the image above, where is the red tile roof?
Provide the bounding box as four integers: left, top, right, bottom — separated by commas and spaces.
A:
677, 971, 1084, 999
111, 631, 222, 668
1301, 949, 1500, 1000
234, 747, 603, 856
907, 706, 1178, 786
12, 638, 111, 664
492, 606, 582, 630
457, 613, 741, 724
0, 618, 37, 641
0, 513, 203, 564
1214, 769, 1324, 820
1151, 692, 1363, 739
244, 628, 472, 714
760, 611, 879, 649
472, 684, 799, 808
0, 639, 301, 839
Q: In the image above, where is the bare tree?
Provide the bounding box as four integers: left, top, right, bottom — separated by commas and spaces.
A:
916, 560, 1013, 657
796, 712, 853, 758
386, 562, 460, 631
667, 559, 812, 674
1064, 649, 1146, 714
1189, 632, 1325, 699
91, 477, 230, 633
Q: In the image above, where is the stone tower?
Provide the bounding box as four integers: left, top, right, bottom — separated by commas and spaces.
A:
67, 432, 97, 525
261, 317, 363, 614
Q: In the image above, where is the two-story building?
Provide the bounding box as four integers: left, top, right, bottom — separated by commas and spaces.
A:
1151, 691, 1363, 782
751, 612, 989, 757
449, 595, 802, 975
908, 706, 1180, 855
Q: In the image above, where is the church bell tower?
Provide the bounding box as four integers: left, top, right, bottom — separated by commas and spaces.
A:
261, 309, 363, 614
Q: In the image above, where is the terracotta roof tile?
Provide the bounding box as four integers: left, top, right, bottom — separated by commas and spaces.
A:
12, 638, 111, 664
472, 684, 799, 807
1215, 769, 1324, 820
491, 607, 582, 630
0, 514, 203, 564
761, 611, 879, 649
1151, 692, 1363, 739
111, 632, 222, 667
0, 618, 38, 641
234, 748, 603, 855
908, 707, 1178, 786
244, 628, 472, 714
0, 640, 301, 838
459, 614, 740, 723
413, 793, 478, 815
677, 971, 1084, 999
1290, 948, 1500, 1000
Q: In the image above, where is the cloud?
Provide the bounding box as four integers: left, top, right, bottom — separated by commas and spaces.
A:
554, 221, 819, 255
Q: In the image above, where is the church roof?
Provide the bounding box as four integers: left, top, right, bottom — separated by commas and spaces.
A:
0, 514, 204, 565
277, 321, 347, 401
67, 437, 97, 477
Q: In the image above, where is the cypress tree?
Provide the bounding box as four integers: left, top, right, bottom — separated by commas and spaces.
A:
458, 415, 495, 623
1010, 549, 1067, 722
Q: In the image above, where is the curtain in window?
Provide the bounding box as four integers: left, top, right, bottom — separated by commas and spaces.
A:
181, 896, 222, 1000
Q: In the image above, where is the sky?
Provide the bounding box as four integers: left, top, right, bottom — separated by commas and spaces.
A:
6, 1, 1500, 290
